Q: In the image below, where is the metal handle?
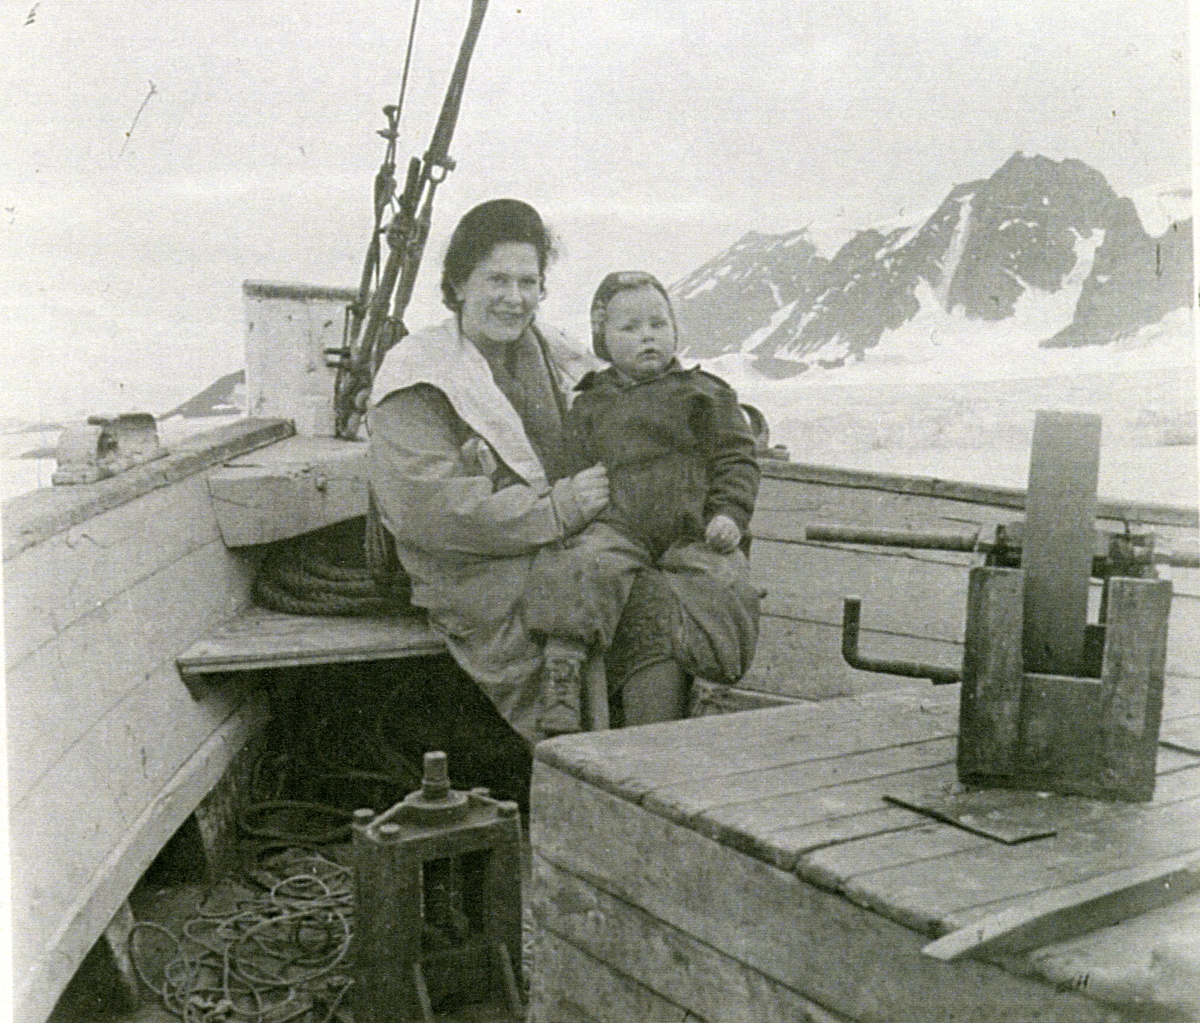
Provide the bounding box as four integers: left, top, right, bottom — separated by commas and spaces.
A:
841, 597, 962, 685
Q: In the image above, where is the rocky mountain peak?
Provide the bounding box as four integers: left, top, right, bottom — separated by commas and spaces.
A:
673, 154, 1192, 378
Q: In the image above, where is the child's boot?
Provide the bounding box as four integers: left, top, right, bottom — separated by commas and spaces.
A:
537, 642, 586, 735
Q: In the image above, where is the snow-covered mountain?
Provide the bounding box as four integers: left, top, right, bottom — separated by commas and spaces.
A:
673, 154, 1193, 379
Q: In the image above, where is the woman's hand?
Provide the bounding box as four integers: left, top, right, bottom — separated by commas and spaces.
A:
569, 464, 610, 520
705, 514, 742, 553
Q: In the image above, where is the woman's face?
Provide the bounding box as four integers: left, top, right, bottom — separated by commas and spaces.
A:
456, 242, 542, 347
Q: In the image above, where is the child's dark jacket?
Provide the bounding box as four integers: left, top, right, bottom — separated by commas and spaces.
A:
562, 362, 759, 559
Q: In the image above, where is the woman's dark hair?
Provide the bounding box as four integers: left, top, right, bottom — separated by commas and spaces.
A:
440, 198, 556, 311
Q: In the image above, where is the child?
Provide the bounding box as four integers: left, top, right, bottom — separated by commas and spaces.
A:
525, 271, 761, 734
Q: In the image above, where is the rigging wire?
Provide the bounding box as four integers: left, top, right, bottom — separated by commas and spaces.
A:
393, 0, 423, 144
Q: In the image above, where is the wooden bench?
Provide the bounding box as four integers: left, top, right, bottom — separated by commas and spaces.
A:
176, 605, 447, 679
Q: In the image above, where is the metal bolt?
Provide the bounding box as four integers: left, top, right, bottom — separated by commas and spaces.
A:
422, 751, 451, 800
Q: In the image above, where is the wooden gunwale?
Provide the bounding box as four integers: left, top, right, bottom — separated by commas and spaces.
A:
759, 458, 1199, 529
2, 417, 294, 559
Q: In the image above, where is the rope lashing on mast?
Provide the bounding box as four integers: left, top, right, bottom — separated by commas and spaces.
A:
331, 0, 490, 440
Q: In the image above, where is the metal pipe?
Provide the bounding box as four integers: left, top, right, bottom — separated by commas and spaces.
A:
807, 523, 983, 551
841, 597, 963, 685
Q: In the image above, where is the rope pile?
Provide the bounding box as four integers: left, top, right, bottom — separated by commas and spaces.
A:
252, 517, 411, 617
130, 849, 354, 1023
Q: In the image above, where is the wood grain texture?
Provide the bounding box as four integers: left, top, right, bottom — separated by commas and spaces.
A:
7, 537, 257, 804
177, 605, 444, 676
1099, 577, 1172, 799
207, 435, 370, 546
923, 850, 1200, 961
958, 567, 1025, 778
3, 474, 224, 669
531, 929, 693, 1023
533, 854, 849, 1023
11, 689, 269, 1023
531, 762, 1113, 1022
758, 457, 1198, 529
2, 418, 293, 559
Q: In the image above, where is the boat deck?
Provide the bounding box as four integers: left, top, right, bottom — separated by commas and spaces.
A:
531, 680, 1200, 1021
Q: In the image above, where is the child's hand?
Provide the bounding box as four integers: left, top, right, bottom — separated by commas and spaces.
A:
705, 514, 741, 553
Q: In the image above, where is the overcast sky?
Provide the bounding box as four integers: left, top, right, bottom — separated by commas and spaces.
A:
0, 0, 1192, 411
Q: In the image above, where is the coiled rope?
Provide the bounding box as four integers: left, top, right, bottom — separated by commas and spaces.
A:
129, 849, 354, 1023
252, 515, 411, 617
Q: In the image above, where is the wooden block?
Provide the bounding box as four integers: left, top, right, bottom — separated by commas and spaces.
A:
243, 280, 355, 436
351, 825, 425, 1023
1016, 674, 1104, 788
531, 762, 1113, 1022
533, 854, 848, 1023
1099, 576, 1172, 800
206, 434, 371, 546
1021, 410, 1102, 675
958, 566, 1024, 778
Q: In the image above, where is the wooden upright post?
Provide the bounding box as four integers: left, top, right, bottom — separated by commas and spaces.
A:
1021, 411, 1101, 675
955, 410, 1171, 801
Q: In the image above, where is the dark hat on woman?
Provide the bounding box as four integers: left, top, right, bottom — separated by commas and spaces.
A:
589, 271, 676, 361
441, 198, 555, 311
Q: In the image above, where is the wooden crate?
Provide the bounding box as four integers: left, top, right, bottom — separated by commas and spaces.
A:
530, 683, 1200, 1022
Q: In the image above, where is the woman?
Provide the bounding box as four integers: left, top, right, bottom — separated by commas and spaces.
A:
368, 199, 758, 744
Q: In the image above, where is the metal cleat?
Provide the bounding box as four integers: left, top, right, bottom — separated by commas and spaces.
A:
51, 413, 166, 485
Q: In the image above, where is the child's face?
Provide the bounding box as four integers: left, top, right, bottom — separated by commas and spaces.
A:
604, 287, 677, 380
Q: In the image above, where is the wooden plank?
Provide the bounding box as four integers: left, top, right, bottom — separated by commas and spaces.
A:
882, 787, 1116, 846
6, 537, 257, 804
206, 434, 370, 546
1024, 889, 1200, 1013
769, 805, 928, 864
838, 794, 1200, 938
753, 538, 970, 643
1021, 411, 1102, 676
1099, 577, 1172, 799
642, 736, 957, 834
536, 686, 958, 805
176, 605, 444, 676
3, 474, 224, 669
802, 762, 1200, 901
697, 762, 958, 872
759, 456, 1199, 529
923, 850, 1200, 962
2, 417, 293, 559
531, 762, 1113, 1022
957, 567, 1024, 778
10, 669, 261, 956
533, 855, 849, 1023
12, 689, 269, 1023
532, 929, 692, 1023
